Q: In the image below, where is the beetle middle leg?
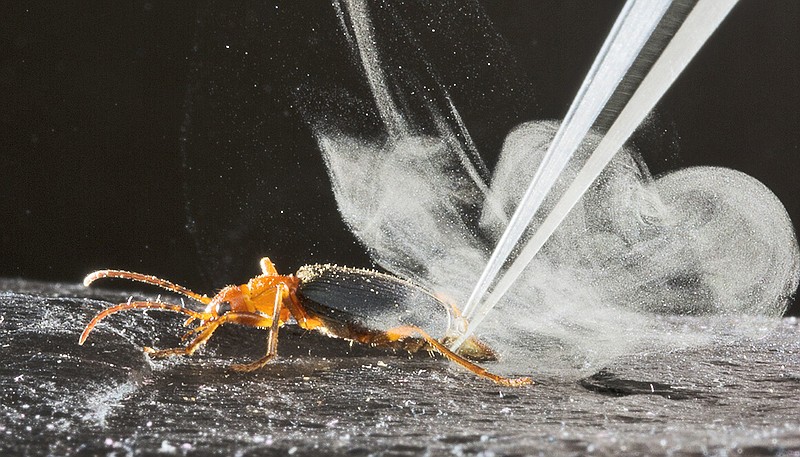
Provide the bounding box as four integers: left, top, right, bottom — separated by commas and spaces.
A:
229, 283, 285, 372
228, 313, 281, 372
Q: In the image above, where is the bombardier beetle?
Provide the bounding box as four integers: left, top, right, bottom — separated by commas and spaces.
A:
80, 257, 532, 386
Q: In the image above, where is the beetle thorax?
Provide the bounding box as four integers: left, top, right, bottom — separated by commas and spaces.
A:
242, 275, 299, 314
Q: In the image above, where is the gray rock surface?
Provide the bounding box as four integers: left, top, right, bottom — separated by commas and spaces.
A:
1, 279, 799, 456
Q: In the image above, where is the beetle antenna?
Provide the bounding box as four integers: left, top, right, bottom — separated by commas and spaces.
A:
84, 270, 211, 304
79, 301, 211, 345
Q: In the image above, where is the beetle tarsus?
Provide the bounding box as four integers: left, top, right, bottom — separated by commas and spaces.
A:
230, 354, 277, 372
143, 346, 190, 358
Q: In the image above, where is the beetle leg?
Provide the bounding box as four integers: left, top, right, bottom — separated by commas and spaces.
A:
383, 325, 533, 387
144, 312, 273, 360
229, 315, 280, 372
144, 318, 226, 359
230, 283, 285, 372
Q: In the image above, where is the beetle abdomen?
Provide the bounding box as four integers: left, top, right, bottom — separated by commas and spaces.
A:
295, 264, 452, 340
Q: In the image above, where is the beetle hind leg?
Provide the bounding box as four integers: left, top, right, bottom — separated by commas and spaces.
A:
384, 325, 533, 387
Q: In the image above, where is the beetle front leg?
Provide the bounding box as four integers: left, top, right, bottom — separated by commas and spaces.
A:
144, 317, 227, 359
144, 312, 273, 361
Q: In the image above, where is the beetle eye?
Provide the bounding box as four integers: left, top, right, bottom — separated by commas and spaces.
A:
216, 302, 232, 315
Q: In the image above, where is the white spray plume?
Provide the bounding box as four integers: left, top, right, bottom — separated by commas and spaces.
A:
305, 1, 799, 377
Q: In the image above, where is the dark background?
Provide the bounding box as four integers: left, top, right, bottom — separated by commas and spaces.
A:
1, 1, 798, 314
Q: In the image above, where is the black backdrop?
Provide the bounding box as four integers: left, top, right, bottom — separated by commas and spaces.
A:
2, 1, 799, 314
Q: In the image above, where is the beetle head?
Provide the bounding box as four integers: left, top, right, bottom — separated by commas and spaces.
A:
205, 285, 249, 318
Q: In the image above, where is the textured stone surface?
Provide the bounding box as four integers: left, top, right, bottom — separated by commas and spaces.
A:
1, 279, 799, 456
